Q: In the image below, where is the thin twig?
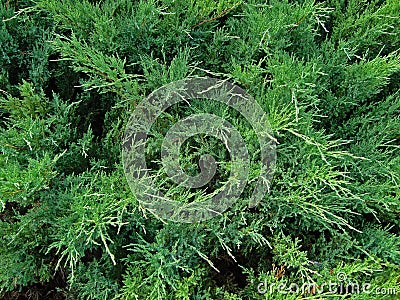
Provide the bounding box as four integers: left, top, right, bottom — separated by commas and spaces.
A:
192, 2, 241, 29
288, 14, 308, 32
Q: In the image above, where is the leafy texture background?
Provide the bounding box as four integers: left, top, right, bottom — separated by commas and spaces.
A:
0, 0, 399, 299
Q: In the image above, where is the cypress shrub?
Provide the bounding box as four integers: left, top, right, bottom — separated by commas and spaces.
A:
1, 0, 399, 299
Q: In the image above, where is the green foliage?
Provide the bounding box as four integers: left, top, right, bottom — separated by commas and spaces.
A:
1, 0, 399, 299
